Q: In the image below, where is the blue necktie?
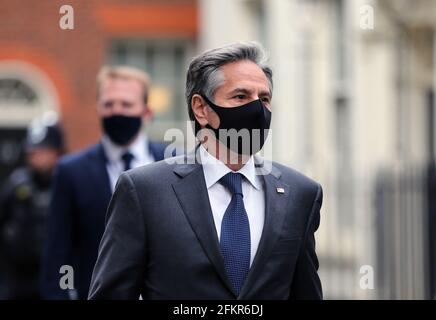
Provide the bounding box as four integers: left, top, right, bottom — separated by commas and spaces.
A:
219, 172, 251, 296
121, 151, 134, 171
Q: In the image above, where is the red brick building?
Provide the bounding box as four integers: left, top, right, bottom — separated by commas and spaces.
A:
0, 0, 198, 162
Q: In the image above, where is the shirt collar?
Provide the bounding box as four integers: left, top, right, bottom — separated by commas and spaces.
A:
199, 144, 261, 190
101, 134, 148, 164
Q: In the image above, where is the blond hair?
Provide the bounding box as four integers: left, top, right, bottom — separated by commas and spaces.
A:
97, 65, 151, 103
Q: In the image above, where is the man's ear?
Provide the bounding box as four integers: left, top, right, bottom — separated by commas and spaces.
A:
191, 94, 209, 127
142, 105, 154, 122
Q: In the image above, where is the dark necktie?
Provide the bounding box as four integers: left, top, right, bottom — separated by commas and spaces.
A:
219, 172, 251, 296
121, 151, 134, 171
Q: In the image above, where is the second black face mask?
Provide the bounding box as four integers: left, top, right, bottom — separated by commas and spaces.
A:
102, 115, 142, 146
200, 94, 272, 155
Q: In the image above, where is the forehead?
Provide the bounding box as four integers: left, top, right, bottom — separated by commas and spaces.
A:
218, 60, 270, 92
99, 78, 144, 97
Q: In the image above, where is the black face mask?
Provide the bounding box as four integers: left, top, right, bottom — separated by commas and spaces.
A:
200, 94, 272, 155
102, 115, 142, 146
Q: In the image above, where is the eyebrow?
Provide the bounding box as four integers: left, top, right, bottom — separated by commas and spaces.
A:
228, 88, 272, 99
259, 90, 272, 99
228, 88, 251, 96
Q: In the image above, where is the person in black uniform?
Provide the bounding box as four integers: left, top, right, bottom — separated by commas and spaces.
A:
0, 112, 64, 299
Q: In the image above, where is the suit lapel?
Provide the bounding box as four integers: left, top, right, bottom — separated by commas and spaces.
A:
172, 153, 237, 297
171, 152, 292, 299
238, 163, 291, 299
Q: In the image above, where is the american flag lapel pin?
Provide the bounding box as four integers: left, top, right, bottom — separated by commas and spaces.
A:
276, 187, 285, 194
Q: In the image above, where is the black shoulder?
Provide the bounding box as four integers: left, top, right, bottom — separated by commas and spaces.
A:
149, 141, 167, 152
3, 167, 32, 189
57, 143, 101, 170
0, 168, 32, 203
149, 140, 177, 160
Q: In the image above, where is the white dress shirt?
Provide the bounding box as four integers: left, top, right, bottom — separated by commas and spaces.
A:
101, 134, 155, 191
199, 145, 265, 266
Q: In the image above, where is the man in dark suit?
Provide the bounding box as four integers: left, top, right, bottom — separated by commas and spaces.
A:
41, 66, 167, 299
88, 42, 323, 300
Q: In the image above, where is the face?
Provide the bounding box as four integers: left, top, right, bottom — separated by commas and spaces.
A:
27, 148, 60, 174
191, 60, 272, 129
97, 78, 150, 119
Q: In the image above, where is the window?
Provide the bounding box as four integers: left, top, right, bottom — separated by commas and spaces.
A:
108, 39, 194, 140
0, 78, 38, 105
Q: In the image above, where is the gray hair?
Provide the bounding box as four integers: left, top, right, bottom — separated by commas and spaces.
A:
185, 42, 273, 122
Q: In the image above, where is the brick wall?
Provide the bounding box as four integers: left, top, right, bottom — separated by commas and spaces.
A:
0, 0, 197, 151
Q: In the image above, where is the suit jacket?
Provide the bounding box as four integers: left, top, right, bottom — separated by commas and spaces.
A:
40, 140, 167, 300
88, 150, 323, 300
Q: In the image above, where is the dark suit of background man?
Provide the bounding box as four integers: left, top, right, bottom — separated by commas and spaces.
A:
89, 42, 323, 300
41, 66, 167, 300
